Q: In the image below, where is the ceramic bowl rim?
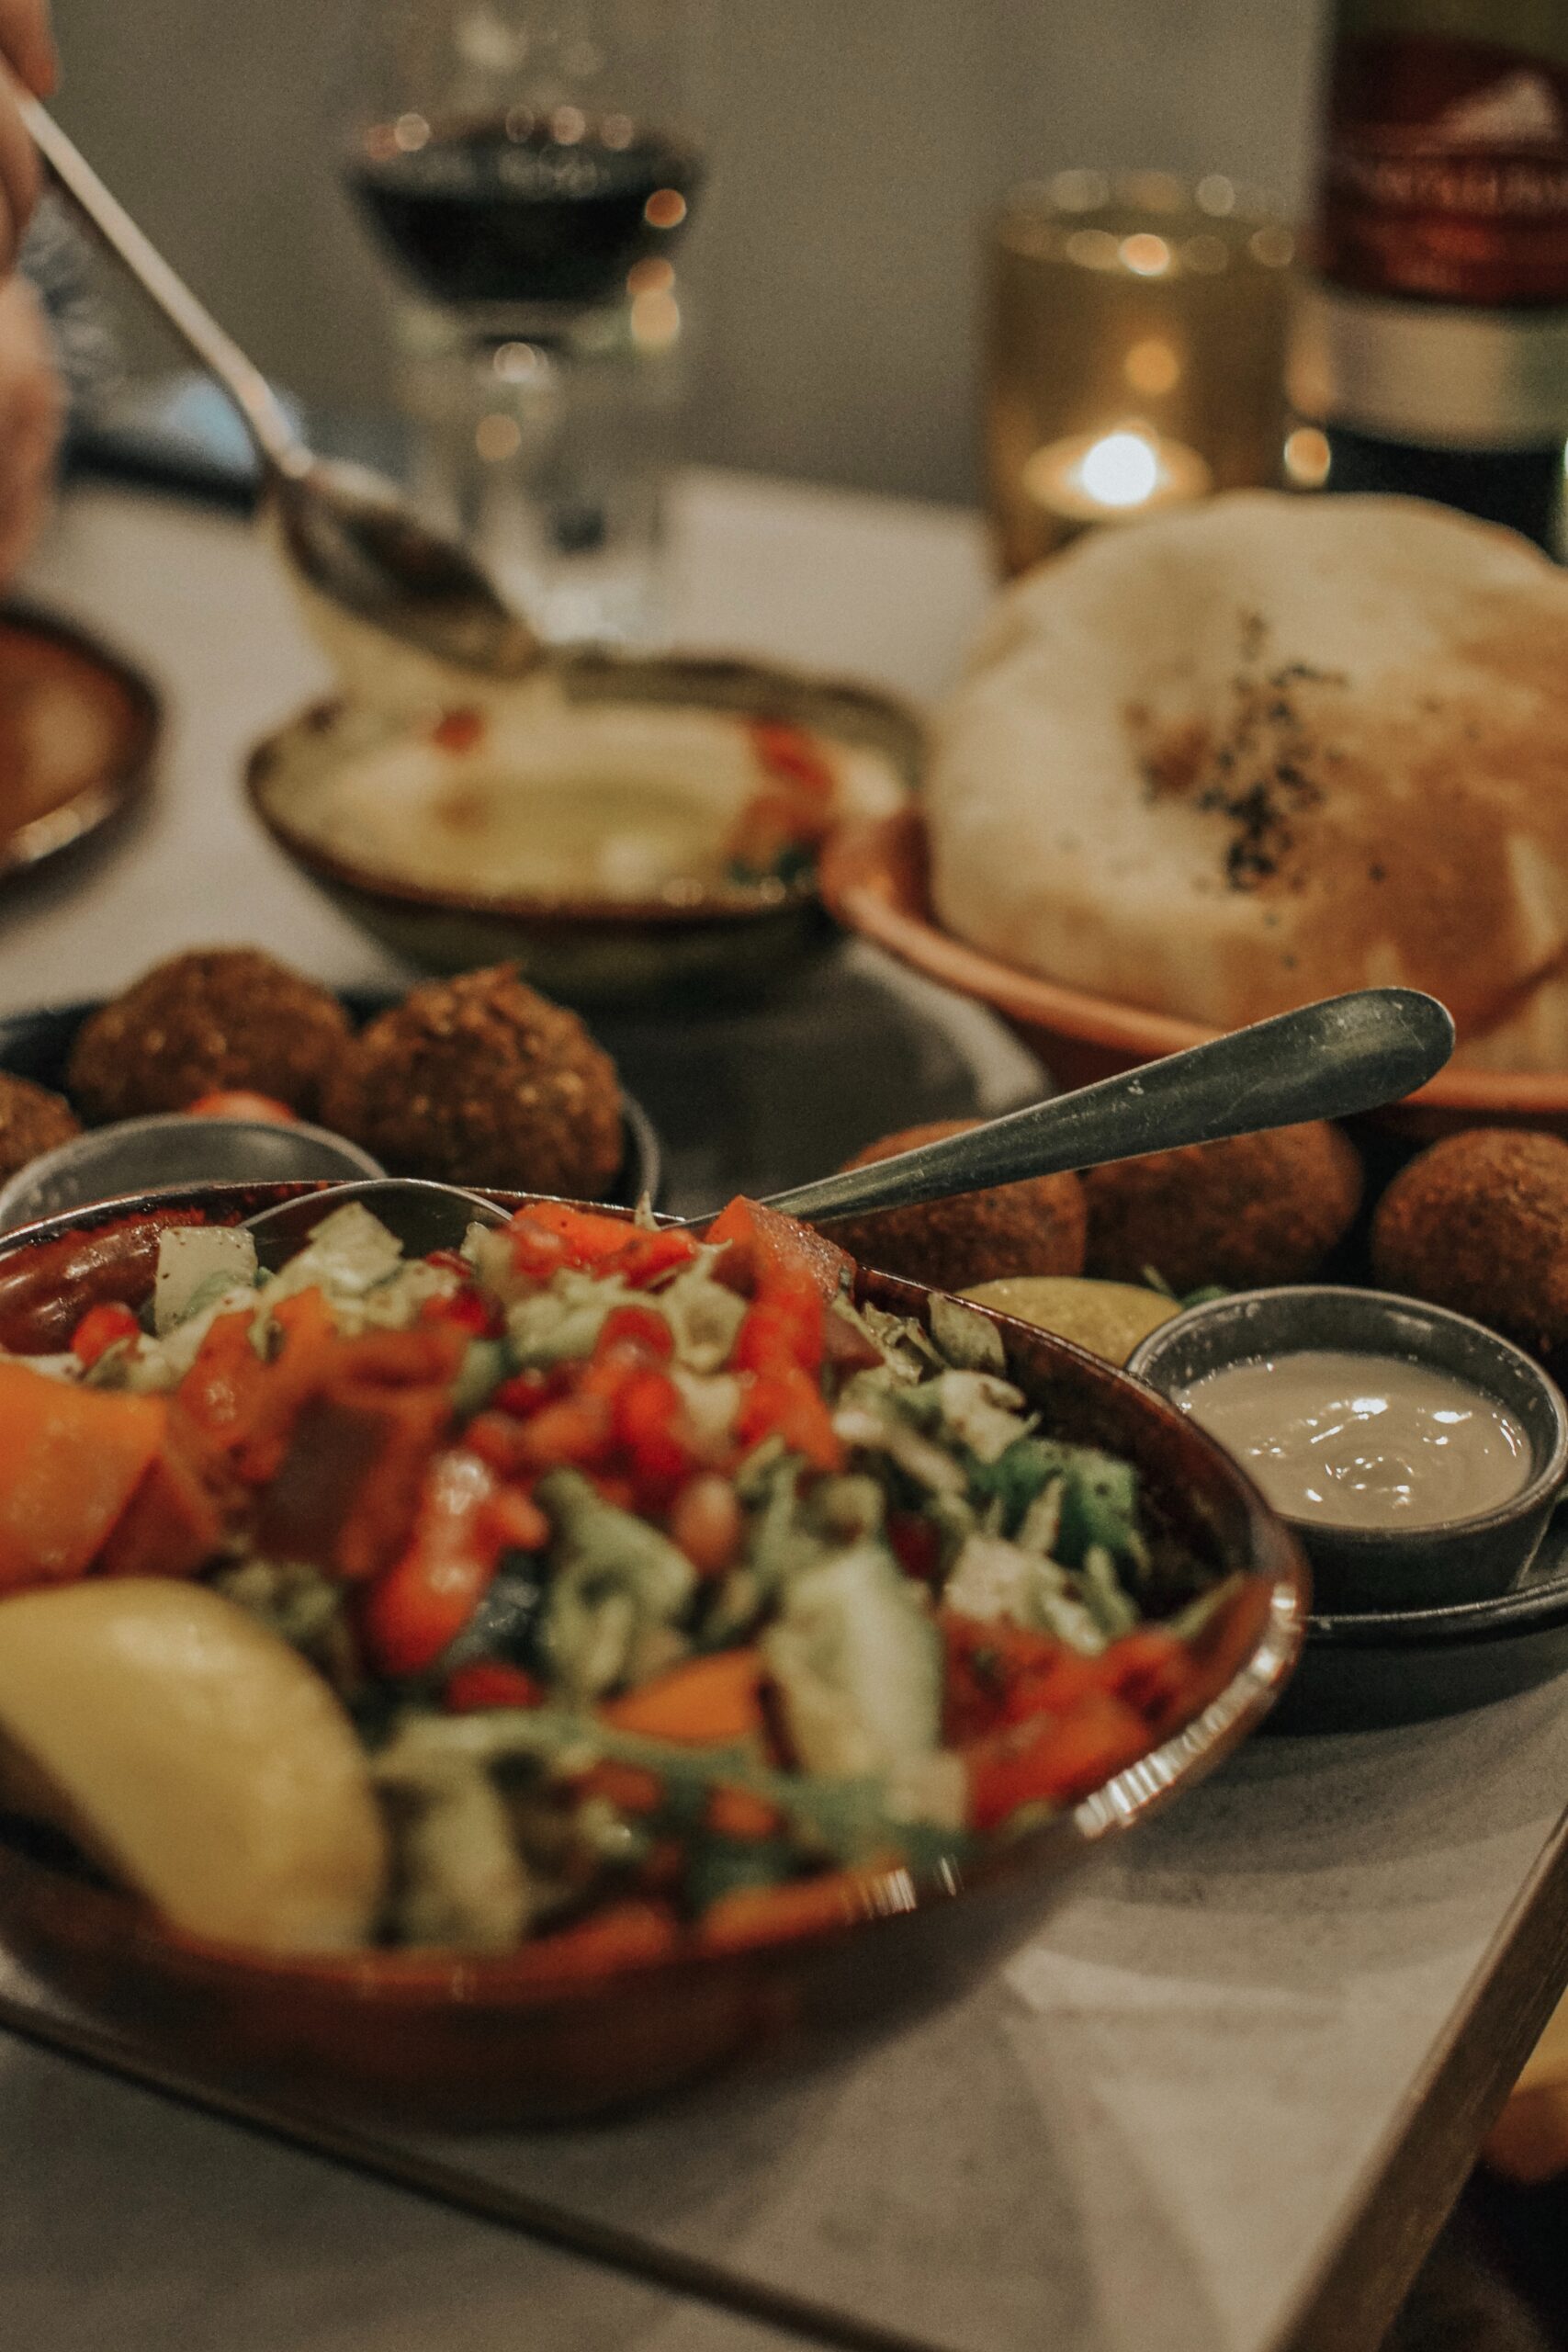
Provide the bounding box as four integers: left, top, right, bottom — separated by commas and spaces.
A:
247, 656, 926, 934
0, 1184, 1307, 2008
0, 599, 162, 883
1128, 1283, 1568, 1552
0, 1113, 387, 1232
818, 807, 1568, 1119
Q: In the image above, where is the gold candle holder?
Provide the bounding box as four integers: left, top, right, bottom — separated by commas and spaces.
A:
986, 171, 1295, 575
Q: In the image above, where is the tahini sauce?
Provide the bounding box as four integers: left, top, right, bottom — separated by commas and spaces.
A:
1174, 1350, 1530, 1529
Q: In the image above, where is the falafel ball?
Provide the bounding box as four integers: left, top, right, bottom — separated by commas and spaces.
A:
817, 1119, 1087, 1290
1082, 1121, 1362, 1293
0, 1071, 80, 1182
66, 949, 352, 1125
321, 964, 623, 1196
1372, 1127, 1568, 1357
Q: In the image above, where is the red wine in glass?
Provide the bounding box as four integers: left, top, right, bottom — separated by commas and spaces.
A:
347, 114, 702, 314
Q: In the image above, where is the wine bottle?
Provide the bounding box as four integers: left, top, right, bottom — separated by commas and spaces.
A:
1290, 0, 1568, 550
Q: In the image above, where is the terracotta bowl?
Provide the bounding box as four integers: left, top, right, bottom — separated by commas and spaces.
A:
0, 602, 160, 882
0, 1183, 1307, 2124
248, 652, 923, 1012
818, 808, 1568, 1141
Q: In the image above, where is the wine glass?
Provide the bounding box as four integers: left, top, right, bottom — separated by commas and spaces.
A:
341, 0, 703, 639
344, 0, 701, 335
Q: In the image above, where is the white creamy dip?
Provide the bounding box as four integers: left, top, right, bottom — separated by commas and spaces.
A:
1174, 1349, 1530, 1529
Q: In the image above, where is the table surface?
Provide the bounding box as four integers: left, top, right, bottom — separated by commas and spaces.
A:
2, 476, 1567, 2352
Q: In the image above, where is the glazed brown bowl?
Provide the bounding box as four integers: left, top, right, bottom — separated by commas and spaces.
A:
247, 651, 923, 1011
0, 1183, 1307, 2124
819, 807, 1568, 1139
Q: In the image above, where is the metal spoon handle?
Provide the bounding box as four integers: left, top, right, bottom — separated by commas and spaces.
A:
758, 989, 1455, 1227
18, 92, 303, 475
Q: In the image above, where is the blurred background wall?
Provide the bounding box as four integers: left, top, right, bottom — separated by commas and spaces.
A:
50, 0, 1323, 503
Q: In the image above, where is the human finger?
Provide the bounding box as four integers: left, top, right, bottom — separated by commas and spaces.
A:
0, 1, 57, 99
0, 76, 39, 269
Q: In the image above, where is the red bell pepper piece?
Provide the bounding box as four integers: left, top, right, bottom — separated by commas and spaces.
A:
596, 1305, 673, 1361
733, 1363, 843, 1474
361, 1446, 504, 1677
613, 1365, 696, 1497
505, 1201, 638, 1280
704, 1197, 852, 1304
516, 1391, 615, 1471
732, 1276, 824, 1376
445, 1660, 545, 1712
1093, 1627, 1198, 1736
964, 1693, 1153, 1831
418, 1286, 500, 1338
602, 1227, 700, 1288
70, 1301, 141, 1367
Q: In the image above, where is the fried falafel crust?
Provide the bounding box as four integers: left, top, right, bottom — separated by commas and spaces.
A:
1372, 1127, 1568, 1358
65, 949, 352, 1124
0, 1070, 79, 1182
817, 1118, 1087, 1291
1082, 1121, 1362, 1293
321, 964, 623, 1197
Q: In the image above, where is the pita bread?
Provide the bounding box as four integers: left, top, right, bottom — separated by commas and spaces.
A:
927, 492, 1568, 1069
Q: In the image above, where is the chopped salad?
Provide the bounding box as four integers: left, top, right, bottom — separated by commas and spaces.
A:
0, 1194, 1241, 1959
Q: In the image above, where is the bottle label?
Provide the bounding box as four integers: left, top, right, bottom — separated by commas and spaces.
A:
1319, 16, 1568, 304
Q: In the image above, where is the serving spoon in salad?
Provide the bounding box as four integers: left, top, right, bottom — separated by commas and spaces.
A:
243, 987, 1455, 1265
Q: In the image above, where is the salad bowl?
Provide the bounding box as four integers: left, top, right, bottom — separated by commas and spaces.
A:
0, 1182, 1306, 2123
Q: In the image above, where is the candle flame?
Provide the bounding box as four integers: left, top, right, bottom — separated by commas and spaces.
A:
1077, 430, 1162, 509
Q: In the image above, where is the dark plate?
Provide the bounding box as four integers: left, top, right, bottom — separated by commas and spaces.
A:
0, 989, 662, 1214
0, 1188, 1305, 2123
1274, 1529, 1568, 1734
0, 602, 159, 882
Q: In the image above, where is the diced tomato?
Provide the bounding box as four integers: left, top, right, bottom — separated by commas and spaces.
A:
748, 718, 838, 800
704, 1197, 852, 1304
505, 1202, 637, 1281
515, 1391, 615, 1471
478, 1483, 549, 1553
602, 1227, 700, 1288
431, 706, 486, 753
462, 1409, 529, 1476
418, 1287, 499, 1338
360, 1447, 502, 1677
445, 1660, 545, 1712
733, 1363, 843, 1474
595, 1305, 672, 1361
613, 1366, 694, 1496
732, 1277, 824, 1376
964, 1694, 1153, 1831
939, 1611, 1100, 1745
70, 1301, 141, 1366
1093, 1627, 1197, 1736
183, 1091, 299, 1125
492, 1367, 562, 1419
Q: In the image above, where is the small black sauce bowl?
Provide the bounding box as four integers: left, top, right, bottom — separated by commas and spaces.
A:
1127, 1286, 1568, 1614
